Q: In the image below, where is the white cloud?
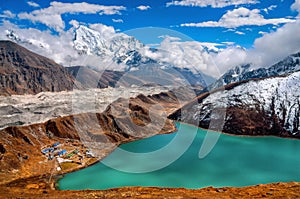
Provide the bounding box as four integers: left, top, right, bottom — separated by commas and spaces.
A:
166, 0, 258, 8
222, 41, 235, 45
235, 30, 245, 35
292, 0, 300, 13
263, 5, 277, 14
0, 20, 123, 69
212, 46, 247, 74
258, 31, 267, 35
158, 35, 181, 41
27, 1, 40, 7
181, 7, 295, 28
112, 18, 124, 23
137, 5, 151, 11
142, 36, 236, 77
237, 1, 300, 68
247, 19, 300, 67
18, 12, 64, 32
223, 28, 236, 32
0, 20, 78, 65
88, 23, 116, 38
69, 20, 79, 28
198, 42, 224, 52
18, 1, 126, 32
0, 10, 16, 18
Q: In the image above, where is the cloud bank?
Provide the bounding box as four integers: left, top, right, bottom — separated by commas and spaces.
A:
181, 7, 295, 28
166, 0, 258, 8
18, 1, 126, 32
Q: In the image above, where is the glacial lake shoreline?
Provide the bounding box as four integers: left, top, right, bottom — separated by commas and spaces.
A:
58, 122, 300, 190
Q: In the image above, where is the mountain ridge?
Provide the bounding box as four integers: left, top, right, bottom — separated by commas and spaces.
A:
0, 40, 77, 95
169, 70, 300, 138
210, 52, 300, 90
5, 26, 216, 88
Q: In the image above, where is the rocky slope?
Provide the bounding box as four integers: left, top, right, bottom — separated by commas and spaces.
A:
210, 52, 300, 90
0, 41, 77, 95
169, 70, 300, 138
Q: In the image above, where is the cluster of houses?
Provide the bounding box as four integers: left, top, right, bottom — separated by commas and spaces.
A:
41, 142, 95, 162
41, 142, 68, 160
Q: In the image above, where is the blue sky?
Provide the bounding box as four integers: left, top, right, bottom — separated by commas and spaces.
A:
0, 0, 298, 48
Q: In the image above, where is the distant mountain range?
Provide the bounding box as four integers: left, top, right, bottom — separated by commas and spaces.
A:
0, 40, 214, 96
72, 25, 216, 87
7, 25, 300, 92
6, 26, 216, 88
66, 66, 125, 88
209, 52, 300, 90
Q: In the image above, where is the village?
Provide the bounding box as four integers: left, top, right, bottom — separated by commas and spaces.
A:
40, 141, 96, 172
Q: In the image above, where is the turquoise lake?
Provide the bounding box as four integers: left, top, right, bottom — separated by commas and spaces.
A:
59, 123, 300, 190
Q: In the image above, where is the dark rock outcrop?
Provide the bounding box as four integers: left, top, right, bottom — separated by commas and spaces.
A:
0, 41, 76, 95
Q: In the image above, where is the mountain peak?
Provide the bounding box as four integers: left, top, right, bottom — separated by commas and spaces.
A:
73, 25, 143, 56
73, 25, 152, 70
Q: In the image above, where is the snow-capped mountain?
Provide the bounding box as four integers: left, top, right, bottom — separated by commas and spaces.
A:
169, 70, 300, 138
6, 30, 20, 42
73, 25, 155, 70
210, 52, 300, 90
72, 25, 216, 87
5, 30, 50, 49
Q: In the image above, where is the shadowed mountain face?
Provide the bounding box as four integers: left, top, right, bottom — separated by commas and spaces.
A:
67, 65, 211, 90
66, 66, 146, 88
67, 66, 124, 88
0, 41, 76, 95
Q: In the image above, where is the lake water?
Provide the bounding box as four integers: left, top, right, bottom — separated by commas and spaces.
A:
59, 123, 300, 190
